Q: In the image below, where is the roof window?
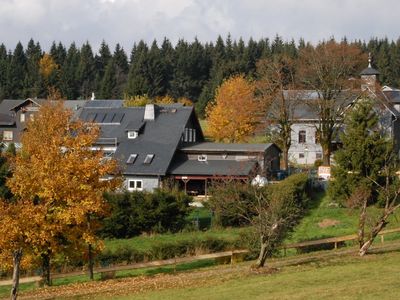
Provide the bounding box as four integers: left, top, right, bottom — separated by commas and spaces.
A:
127, 154, 138, 164
144, 154, 154, 164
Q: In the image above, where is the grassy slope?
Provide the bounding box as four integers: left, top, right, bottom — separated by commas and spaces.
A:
124, 249, 400, 300
286, 191, 400, 242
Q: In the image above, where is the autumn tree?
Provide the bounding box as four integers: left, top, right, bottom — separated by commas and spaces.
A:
297, 40, 365, 165
206, 75, 261, 142
6, 101, 121, 286
256, 55, 300, 170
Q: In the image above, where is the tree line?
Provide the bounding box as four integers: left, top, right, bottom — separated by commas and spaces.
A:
1, 36, 400, 116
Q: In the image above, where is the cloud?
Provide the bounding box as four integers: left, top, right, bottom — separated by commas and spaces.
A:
0, 0, 398, 52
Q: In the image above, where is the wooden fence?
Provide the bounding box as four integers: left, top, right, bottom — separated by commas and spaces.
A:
281, 227, 400, 255
1, 227, 400, 286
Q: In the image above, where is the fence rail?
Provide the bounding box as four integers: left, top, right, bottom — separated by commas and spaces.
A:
1, 227, 400, 286
281, 227, 400, 255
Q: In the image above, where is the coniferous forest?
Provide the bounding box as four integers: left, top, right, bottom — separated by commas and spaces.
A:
0, 36, 400, 116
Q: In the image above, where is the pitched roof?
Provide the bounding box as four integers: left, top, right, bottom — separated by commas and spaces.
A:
0, 113, 15, 126
169, 158, 257, 176
180, 142, 276, 153
79, 104, 197, 176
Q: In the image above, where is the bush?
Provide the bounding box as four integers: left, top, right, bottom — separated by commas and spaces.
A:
208, 173, 309, 228
96, 236, 235, 266
208, 181, 256, 227
100, 189, 192, 238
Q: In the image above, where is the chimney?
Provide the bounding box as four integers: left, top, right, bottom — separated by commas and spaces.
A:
91, 92, 95, 100
144, 104, 155, 121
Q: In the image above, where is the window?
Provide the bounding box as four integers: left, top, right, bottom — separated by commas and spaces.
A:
3, 131, 13, 141
20, 113, 25, 123
29, 114, 34, 122
299, 153, 305, 159
316, 152, 322, 160
103, 151, 114, 159
126, 154, 138, 164
128, 180, 143, 191
144, 154, 154, 164
128, 131, 138, 139
298, 130, 306, 143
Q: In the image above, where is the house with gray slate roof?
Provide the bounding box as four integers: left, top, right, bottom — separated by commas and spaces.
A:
286, 58, 400, 165
0, 99, 281, 194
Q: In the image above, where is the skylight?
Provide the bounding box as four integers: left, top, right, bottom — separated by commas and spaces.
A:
143, 154, 154, 164
127, 154, 138, 164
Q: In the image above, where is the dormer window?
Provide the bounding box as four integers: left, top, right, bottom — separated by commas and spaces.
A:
127, 154, 138, 164
128, 131, 138, 139
20, 113, 25, 123
198, 154, 207, 162
144, 154, 154, 164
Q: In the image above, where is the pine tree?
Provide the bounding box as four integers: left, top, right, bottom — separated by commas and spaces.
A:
24, 39, 43, 98
0, 44, 8, 100
8, 42, 26, 99
112, 43, 129, 98
60, 43, 80, 99
125, 41, 150, 96
77, 42, 96, 99
99, 59, 117, 99
329, 99, 390, 204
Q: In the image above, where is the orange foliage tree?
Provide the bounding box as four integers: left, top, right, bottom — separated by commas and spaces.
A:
206, 75, 261, 142
39, 53, 58, 79
6, 101, 121, 286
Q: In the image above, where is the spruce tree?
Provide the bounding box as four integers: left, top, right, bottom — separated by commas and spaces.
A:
328, 99, 391, 205
77, 42, 95, 99
7, 42, 27, 99
113, 43, 129, 98
125, 41, 150, 96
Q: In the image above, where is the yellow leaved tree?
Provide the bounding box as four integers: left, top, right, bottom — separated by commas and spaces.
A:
206, 75, 261, 142
5, 101, 121, 289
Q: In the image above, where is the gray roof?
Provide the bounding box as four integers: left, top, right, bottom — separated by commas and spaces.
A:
79, 104, 197, 176
0, 113, 15, 126
360, 67, 380, 76
289, 91, 359, 120
180, 142, 274, 153
384, 90, 400, 104
84, 100, 124, 108
169, 159, 257, 176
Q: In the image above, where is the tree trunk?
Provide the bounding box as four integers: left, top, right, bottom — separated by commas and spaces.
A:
359, 216, 388, 256
322, 145, 331, 166
281, 148, 289, 171
41, 252, 51, 286
254, 236, 269, 268
10, 248, 23, 300
88, 244, 94, 280
358, 199, 368, 249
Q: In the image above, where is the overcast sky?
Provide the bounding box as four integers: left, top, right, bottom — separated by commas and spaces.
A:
0, 0, 399, 52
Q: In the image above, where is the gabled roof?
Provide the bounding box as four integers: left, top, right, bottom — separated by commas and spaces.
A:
180, 142, 277, 153
169, 159, 257, 176
79, 104, 199, 176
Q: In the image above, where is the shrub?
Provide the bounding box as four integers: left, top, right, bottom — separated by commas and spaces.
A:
100, 189, 192, 238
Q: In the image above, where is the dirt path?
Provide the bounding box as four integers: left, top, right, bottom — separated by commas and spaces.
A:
10, 242, 400, 300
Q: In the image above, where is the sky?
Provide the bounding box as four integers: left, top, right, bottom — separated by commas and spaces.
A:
0, 0, 399, 52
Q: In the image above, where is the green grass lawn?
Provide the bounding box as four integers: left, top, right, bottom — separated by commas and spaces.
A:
117, 248, 400, 300
287, 191, 400, 243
